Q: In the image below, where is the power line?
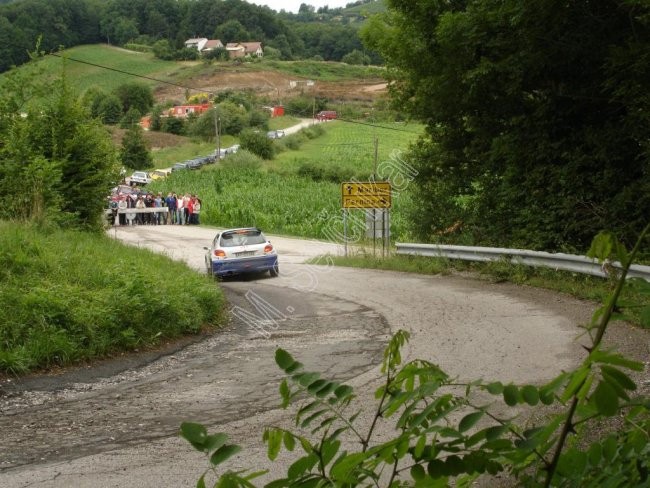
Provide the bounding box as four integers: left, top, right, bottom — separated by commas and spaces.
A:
45, 50, 421, 135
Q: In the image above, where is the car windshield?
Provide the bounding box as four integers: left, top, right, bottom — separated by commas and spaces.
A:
220, 229, 266, 247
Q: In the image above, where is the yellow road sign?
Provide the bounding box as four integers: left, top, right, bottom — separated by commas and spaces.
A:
341, 181, 391, 209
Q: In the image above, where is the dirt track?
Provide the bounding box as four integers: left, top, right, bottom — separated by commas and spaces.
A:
1, 225, 648, 487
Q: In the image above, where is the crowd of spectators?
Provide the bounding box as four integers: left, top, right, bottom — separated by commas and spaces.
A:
109, 189, 202, 226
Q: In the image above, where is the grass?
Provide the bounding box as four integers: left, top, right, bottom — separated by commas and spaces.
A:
268, 115, 301, 130
0, 222, 225, 375
33, 44, 179, 96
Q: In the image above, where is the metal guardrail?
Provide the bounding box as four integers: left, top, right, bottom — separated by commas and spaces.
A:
395, 243, 650, 281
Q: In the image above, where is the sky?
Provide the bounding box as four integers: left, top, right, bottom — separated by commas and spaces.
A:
247, 0, 352, 14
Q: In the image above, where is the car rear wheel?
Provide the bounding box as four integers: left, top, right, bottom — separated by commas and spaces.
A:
269, 264, 279, 277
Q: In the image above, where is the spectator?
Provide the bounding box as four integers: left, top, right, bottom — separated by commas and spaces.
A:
192, 195, 202, 225
176, 193, 185, 225
135, 196, 146, 225
165, 192, 177, 224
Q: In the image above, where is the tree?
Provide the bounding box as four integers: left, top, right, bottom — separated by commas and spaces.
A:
214, 19, 250, 44
152, 39, 174, 60
120, 124, 152, 170
120, 107, 142, 129
97, 94, 122, 125
0, 65, 119, 230
362, 0, 650, 252
113, 82, 154, 116
161, 116, 185, 135
341, 49, 370, 65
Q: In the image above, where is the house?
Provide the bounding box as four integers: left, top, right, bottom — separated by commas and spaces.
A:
241, 42, 264, 57
201, 39, 224, 53
225, 42, 246, 58
168, 103, 212, 118
225, 42, 263, 59
184, 38, 208, 51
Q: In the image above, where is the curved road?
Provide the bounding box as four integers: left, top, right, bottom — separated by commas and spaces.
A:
0, 224, 633, 487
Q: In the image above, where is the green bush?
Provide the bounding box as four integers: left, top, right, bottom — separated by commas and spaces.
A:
239, 129, 275, 160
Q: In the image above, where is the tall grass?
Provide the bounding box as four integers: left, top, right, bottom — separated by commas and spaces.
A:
147, 121, 422, 240
0, 222, 225, 374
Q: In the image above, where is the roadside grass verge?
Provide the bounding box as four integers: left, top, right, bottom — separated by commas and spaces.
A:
268, 115, 301, 130
309, 253, 650, 327
0, 222, 225, 375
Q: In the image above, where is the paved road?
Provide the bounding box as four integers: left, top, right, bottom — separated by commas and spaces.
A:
0, 225, 613, 487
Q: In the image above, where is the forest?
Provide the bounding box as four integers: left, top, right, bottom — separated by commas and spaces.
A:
0, 0, 381, 73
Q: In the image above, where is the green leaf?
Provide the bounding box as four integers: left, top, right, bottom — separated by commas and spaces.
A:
209, 444, 241, 466
204, 433, 228, 453
266, 429, 283, 461
520, 385, 539, 406
588, 231, 614, 262
485, 382, 503, 395
459, 411, 484, 433
321, 439, 341, 466
300, 409, 328, 428
180, 422, 207, 450
602, 435, 618, 461
593, 380, 619, 416
485, 425, 509, 442
334, 384, 354, 400
414, 435, 427, 458
601, 365, 637, 391
590, 350, 644, 371
411, 464, 426, 480
283, 431, 295, 451
275, 348, 295, 371
279, 379, 291, 408
296, 372, 321, 387
297, 401, 320, 424
330, 452, 367, 482
560, 366, 590, 402
197, 473, 206, 488
287, 454, 317, 478
503, 384, 519, 406
307, 379, 328, 394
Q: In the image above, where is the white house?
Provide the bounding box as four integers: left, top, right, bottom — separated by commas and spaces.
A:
185, 38, 208, 51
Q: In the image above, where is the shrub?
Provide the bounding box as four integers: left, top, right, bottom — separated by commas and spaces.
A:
239, 129, 275, 160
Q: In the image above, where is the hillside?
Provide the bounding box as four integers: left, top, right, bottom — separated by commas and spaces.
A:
9, 45, 387, 105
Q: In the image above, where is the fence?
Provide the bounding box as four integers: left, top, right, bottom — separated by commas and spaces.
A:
395, 243, 650, 281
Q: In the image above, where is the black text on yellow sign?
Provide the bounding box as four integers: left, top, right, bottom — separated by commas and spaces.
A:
341, 181, 392, 209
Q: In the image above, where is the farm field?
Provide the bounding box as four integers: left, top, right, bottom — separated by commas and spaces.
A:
271, 120, 422, 176
148, 121, 422, 241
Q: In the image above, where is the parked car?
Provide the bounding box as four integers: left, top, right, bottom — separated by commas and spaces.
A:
204, 227, 279, 278
266, 130, 286, 139
316, 110, 337, 121
149, 169, 171, 180
129, 171, 152, 186
172, 162, 189, 172
187, 159, 203, 170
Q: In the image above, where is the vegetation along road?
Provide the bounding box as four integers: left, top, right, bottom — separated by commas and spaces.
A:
2, 225, 647, 487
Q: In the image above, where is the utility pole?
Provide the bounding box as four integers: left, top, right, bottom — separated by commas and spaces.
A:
213, 110, 221, 160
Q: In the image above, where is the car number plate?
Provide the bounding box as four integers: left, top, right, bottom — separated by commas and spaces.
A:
235, 251, 256, 257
